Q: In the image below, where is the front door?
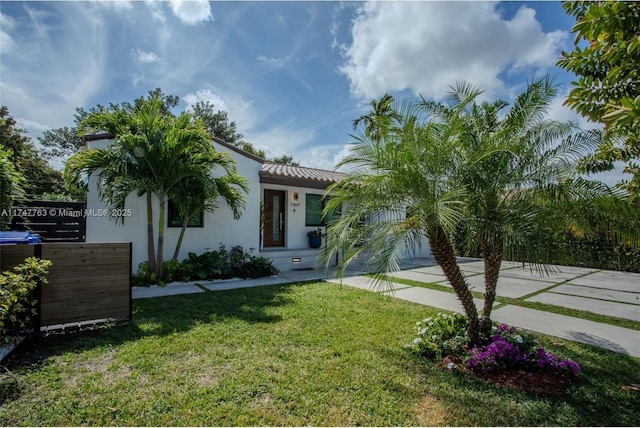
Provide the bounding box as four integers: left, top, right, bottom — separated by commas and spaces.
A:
263, 190, 285, 247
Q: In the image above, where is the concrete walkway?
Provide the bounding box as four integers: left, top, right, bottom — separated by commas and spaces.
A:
133, 258, 640, 358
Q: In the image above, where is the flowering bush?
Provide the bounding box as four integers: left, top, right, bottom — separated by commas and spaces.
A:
491, 323, 539, 353
532, 347, 581, 375
467, 323, 580, 377
408, 312, 467, 360
408, 316, 581, 381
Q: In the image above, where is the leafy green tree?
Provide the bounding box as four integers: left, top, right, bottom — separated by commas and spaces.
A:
39, 126, 86, 161
189, 99, 304, 165
0, 146, 25, 229
0, 106, 66, 198
66, 95, 247, 279
323, 78, 634, 345
270, 155, 300, 166
190, 100, 245, 146
39, 88, 180, 162
190, 100, 266, 158
558, 1, 640, 196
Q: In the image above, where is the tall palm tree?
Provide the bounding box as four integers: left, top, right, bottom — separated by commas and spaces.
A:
323, 77, 635, 345
352, 93, 401, 141
325, 99, 483, 343
65, 96, 249, 279
429, 77, 637, 337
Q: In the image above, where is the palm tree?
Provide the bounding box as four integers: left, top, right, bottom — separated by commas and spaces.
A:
323, 77, 635, 345
65, 133, 160, 273
168, 152, 249, 261
65, 96, 249, 279
325, 98, 483, 343
352, 93, 401, 141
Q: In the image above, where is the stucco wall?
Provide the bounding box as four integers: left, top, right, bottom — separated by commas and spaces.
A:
258, 183, 431, 259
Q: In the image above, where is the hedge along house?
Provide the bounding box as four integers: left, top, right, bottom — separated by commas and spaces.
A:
84, 133, 346, 272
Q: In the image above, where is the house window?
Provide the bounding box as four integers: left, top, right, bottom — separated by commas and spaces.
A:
305, 194, 341, 226
305, 194, 324, 226
167, 199, 204, 228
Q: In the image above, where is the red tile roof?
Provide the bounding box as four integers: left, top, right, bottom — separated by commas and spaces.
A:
260, 162, 346, 189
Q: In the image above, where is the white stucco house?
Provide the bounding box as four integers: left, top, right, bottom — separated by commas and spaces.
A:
84, 133, 430, 273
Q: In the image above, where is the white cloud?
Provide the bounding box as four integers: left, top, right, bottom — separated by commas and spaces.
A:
133, 49, 160, 64
169, 0, 212, 25
0, 13, 16, 54
182, 88, 326, 166
547, 92, 601, 131
92, 0, 133, 13
339, 2, 568, 101
183, 88, 257, 132
0, 3, 107, 134
300, 143, 353, 171
257, 55, 287, 69
144, 0, 170, 46
247, 126, 316, 161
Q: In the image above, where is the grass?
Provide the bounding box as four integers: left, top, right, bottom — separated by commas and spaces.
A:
1, 282, 639, 426
379, 275, 640, 331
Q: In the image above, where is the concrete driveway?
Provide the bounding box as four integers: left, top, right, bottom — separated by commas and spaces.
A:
326, 258, 640, 358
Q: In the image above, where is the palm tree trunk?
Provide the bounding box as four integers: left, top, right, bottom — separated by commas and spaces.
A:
428, 227, 481, 346
156, 197, 165, 279
173, 224, 187, 261
480, 235, 503, 338
146, 191, 156, 274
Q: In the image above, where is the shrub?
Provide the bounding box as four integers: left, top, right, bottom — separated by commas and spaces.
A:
131, 245, 279, 286
0, 257, 51, 344
409, 316, 580, 381
408, 312, 468, 360
185, 246, 233, 280
131, 262, 159, 287
467, 323, 580, 377
238, 255, 279, 279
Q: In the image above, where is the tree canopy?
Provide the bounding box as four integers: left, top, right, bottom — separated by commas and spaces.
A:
0, 106, 66, 198
42, 88, 298, 166
322, 77, 636, 345
66, 94, 248, 279
558, 0, 640, 196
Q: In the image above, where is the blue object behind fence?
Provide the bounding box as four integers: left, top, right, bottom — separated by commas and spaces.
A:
0, 231, 42, 244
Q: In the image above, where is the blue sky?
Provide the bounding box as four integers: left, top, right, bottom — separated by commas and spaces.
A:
1, 1, 615, 180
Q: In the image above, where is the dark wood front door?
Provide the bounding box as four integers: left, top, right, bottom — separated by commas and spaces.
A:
263, 190, 285, 247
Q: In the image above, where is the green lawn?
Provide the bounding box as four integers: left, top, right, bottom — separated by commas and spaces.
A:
1, 282, 639, 426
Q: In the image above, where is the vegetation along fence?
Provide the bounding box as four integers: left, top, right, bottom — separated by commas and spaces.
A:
9, 200, 87, 242
0, 242, 131, 328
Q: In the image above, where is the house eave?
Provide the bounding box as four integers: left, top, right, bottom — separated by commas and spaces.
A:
259, 174, 335, 190
212, 137, 265, 164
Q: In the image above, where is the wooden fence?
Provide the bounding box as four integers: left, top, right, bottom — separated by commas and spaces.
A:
0, 242, 131, 327
10, 200, 87, 242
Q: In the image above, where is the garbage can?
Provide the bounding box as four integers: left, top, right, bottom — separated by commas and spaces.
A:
0, 231, 42, 244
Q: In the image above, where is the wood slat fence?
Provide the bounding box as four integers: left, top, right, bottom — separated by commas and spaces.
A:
0, 242, 131, 328
10, 200, 87, 242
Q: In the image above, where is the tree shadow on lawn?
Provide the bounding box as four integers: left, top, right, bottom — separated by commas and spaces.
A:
5, 283, 301, 370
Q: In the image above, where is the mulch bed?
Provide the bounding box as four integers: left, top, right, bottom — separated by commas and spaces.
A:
476, 368, 569, 395
440, 356, 571, 395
